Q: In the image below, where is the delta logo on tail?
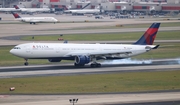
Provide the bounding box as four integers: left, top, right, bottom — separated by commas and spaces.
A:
13, 5, 20, 9
134, 23, 160, 45
11, 12, 21, 18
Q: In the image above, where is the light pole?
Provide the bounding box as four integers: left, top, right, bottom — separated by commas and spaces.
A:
69, 98, 78, 105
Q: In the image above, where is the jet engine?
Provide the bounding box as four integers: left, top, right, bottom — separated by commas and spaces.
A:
75, 55, 90, 65
48, 59, 61, 62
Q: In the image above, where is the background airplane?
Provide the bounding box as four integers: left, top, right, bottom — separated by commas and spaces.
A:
64, 3, 101, 15
10, 23, 160, 67
14, 5, 51, 14
11, 12, 58, 24
64, 9, 101, 15
0, 7, 20, 13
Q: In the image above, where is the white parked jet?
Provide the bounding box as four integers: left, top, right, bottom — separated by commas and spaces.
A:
10, 23, 160, 67
14, 5, 51, 14
64, 9, 101, 15
64, 3, 101, 15
0, 7, 20, 12
11, 12, 58, 24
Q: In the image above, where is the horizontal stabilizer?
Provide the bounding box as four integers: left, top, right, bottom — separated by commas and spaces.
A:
152, 45, 160, 49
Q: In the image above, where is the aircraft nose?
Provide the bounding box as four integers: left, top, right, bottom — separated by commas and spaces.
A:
10, 49, 15, 55
10, 49, 21, 57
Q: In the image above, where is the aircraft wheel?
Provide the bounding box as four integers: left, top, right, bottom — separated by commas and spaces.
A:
96, 63, 101, 67
90, 63, 101, 68
24, 62, 28, 66
90, 63, 96, 68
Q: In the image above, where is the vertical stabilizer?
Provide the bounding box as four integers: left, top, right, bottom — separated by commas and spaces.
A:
134, 23, 160, 45
11, 12, 21, 18
13, 5, 20, 9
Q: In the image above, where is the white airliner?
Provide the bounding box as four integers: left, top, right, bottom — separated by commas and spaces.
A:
14, 5, 51, 14
64, 9, 101, 15
64, 3, 101, 15
11, 12, 58, 24
10, 23, 160, 67
0, 7, 20, 12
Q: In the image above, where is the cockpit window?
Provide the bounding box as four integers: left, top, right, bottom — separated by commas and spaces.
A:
13, 47, 21, 49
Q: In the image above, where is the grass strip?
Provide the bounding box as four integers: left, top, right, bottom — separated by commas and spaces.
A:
21, 31, 180, 41
79, 22, 180, 30
0, 70, 180, 94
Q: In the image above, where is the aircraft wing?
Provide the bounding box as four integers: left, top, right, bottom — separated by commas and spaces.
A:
64, 51, 132, 57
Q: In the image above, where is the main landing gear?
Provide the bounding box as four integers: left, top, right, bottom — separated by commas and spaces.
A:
90, 63, 101, 67
30, 22, 36, 25
24, 59, 28, 66
90, 57, 101, 67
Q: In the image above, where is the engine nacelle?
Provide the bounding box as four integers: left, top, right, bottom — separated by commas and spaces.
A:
48, 59, 61, 62
75, 55, 90, 65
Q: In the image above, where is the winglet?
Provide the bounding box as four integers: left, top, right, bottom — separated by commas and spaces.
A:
134, 23, 161, 45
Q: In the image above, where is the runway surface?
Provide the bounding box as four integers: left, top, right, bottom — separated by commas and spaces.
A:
1, 92, 180, 105
0, 58, 179, 78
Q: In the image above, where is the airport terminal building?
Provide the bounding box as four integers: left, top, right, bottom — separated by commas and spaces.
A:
0, 0, 180, 13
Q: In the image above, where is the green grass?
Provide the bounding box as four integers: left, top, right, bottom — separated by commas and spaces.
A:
0, 70, 180, 94
1, 42, 180, 66
85, 22, 180, 29
21, 31, 180, 41
41, 22, 180, 30
122, 22, 180, 28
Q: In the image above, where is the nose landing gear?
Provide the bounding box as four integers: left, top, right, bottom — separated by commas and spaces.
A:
24, 59, 28, 66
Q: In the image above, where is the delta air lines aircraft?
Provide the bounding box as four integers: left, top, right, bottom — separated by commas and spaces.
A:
10, 23, 160, 67
11, 12, 58, 24
63, 3, 101, 15
14, 5, 51, 14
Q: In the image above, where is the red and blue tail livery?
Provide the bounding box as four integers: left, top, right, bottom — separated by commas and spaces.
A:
134, 23, 160, 45
11, 12, 21, 18
13, 5, 20, 9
